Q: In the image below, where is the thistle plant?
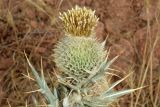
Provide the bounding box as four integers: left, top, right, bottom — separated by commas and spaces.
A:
26, 6, 139, 107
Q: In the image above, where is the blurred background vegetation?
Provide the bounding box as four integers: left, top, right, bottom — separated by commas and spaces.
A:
0, 0, 160, 107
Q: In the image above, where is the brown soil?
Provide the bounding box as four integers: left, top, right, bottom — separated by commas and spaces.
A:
0, 0, 160, 107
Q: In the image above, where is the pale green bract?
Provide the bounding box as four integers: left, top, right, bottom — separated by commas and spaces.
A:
53, 36, 105, 84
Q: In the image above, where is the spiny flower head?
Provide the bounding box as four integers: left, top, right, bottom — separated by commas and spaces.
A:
53, 36, 105, 84
60, 5, 98, 37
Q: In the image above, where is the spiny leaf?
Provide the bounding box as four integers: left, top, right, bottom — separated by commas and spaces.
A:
102, 87, 143, 100
25, 53, 58, 107
80, 55, 118, 87
101, 72, 132, 96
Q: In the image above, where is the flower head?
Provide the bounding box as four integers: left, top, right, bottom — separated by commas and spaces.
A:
60, 5, 98, 37
53, 36, 105, 84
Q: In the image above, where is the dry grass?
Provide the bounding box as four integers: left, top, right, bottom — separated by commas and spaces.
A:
0, 0, 160, 107
117, 0, 160, 106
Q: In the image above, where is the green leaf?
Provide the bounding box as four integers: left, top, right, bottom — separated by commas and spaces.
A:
102, 72, 132, 96
102, 89, 136, 99
25, 53, 58, 107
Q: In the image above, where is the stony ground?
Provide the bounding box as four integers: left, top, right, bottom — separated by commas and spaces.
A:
0, 0, 160, 107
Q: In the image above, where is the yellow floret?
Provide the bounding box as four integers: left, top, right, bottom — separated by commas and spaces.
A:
60, 5, 98, 37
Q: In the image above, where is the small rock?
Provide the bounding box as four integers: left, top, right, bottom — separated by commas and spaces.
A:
25, 8, 36, 19
30, 20, 38, 28
105, 19, 121, 35
0, 58, 14, 70
95, 21, 105, 40
110, 39, 134, 72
